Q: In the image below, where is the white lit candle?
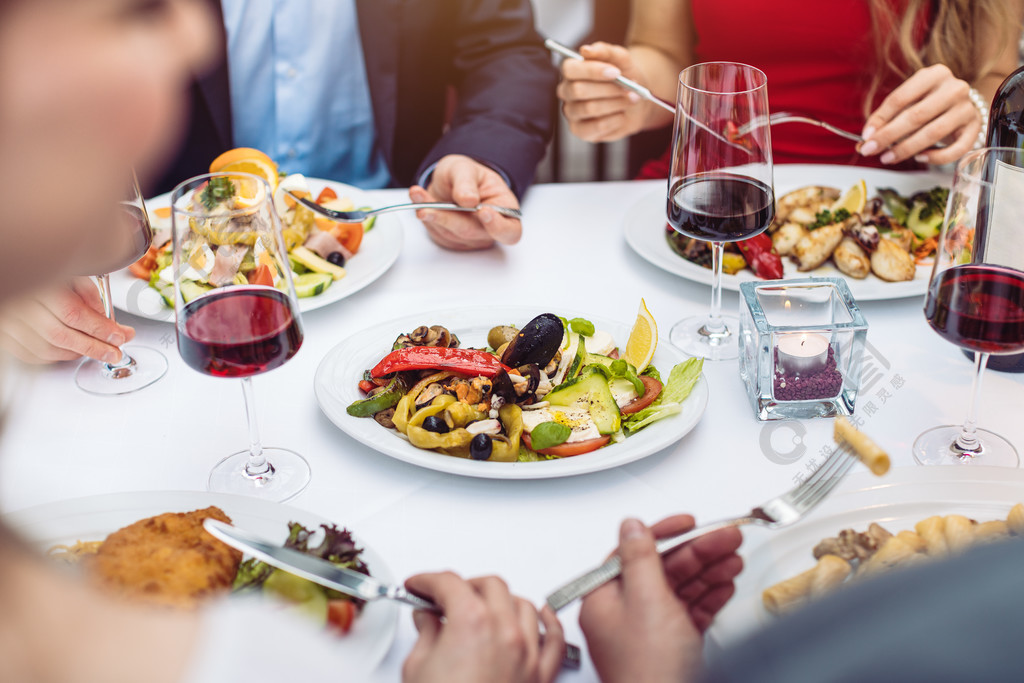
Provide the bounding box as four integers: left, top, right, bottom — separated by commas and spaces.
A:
777, 333, 829, 375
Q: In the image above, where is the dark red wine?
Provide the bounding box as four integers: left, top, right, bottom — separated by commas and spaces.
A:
667, 174, 774, 242
925, 264, 1024, 354
178, 288, 303, 378
966, 66, 1024, 372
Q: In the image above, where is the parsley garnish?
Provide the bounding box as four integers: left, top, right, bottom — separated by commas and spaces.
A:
200, 177, 236, 210
807, 207, 851, 230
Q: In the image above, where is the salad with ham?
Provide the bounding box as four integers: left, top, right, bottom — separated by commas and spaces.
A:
346, 312, 703, 462
129, 150, 374, 306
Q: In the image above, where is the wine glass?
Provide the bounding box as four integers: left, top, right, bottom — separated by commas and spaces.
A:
170, 172, 310, 501
667, 62, 774, 360
914, 147, 1024, 467
75, 172, 168, 394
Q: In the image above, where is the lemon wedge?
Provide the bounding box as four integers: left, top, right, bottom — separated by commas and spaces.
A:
621, 299, 658, 372
831, 179, 867, 215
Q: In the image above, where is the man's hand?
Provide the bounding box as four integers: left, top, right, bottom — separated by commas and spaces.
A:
579, 516, 743, 683
402, 572, 564, 683
0, 278, 134, 364
410, 155, 521, 250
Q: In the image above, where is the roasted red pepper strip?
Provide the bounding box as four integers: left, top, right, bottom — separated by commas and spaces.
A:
371, 347, 509, 378
737, 233, 784, 280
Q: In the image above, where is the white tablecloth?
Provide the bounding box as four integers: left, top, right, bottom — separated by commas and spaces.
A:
2, 176, 1022, 681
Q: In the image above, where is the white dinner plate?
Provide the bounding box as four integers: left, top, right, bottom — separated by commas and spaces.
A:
313, 305, 709, 480
4, 490, 399, 673
625, 165, 953, 301
709, 465, 1024, 647
111, 179, 403, 322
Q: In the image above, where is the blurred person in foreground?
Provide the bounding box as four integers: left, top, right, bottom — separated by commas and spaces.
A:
0, 1, 569, 681
557, 0, 1023, 175
0, 0, 558, 365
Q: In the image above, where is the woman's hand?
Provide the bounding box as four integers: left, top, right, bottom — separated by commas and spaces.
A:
0, 279, 134, 364
557, 42, 660, 143
860, 64, 982, 166
402, 572, 564, 683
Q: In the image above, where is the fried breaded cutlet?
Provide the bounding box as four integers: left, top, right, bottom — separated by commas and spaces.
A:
88, 506, 242, 608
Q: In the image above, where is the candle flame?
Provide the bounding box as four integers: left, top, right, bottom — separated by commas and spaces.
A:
784, 300, 791, 311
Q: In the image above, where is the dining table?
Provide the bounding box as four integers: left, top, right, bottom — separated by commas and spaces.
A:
1, 170, 1022, 682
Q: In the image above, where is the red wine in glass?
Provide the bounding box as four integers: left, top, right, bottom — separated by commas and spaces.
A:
178, 288, 303, 378
667, 173, 774, 242
926, 264, 1024, 355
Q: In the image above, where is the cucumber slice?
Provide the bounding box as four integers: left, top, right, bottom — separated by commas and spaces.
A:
180, 280, 212, 303
360, 208, 376, 232
294, 272, 332, 298
291, 246, 346, 280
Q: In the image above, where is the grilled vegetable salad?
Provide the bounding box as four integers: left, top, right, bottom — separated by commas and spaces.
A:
347, 314, 703, 461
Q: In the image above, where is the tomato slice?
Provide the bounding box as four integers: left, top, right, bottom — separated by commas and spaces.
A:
316, 187, 338, 204
327, 599, 356, 634
620, 376, 663, 415
248, 263, 274, 287
521, 432, 610, 457
334, 222, 363, 254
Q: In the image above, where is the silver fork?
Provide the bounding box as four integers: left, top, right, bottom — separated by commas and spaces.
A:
287, 190, 522, 223
735, 112, 949, 149
545, 442, 859, 612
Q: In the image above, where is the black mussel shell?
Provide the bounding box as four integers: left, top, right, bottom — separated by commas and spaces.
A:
491, 368, 518, 403
500, 313, 564, 368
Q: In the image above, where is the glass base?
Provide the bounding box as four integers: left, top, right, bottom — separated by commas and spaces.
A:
208, 447, 311, 502
913, 425, 1020, 467
670, 314, 739, 360
75, 345, 168, 395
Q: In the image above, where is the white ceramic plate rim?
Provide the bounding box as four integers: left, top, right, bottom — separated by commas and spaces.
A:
313, 305, 709, 480
624, 165, 953, 301
4, 490, 399, 673
110, 179, 403, 322
709, 465, 1024, 647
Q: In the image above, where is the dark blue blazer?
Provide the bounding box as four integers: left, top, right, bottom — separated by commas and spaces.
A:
149, 0, 557, 198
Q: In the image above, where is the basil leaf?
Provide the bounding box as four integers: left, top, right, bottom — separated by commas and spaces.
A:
609, 359, 644, 394
529, 421, 571, 450
569, 317, 595, 336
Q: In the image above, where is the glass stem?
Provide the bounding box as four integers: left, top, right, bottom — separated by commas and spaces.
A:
703, 241, 727, 336
92, 274, 133, 371
240, 377, 272, 478
954, 352, 989, 453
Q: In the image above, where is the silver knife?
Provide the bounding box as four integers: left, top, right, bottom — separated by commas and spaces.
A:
204, 520, 582, 670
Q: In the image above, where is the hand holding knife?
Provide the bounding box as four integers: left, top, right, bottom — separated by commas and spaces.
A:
204, 520, 582, 670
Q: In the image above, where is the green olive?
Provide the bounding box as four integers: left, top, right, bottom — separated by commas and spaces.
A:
487, 325, 519, 351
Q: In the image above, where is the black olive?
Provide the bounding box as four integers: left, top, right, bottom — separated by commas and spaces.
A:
422, 416, 449, 434
469, 433, 493, 460
326, 251, 346, 267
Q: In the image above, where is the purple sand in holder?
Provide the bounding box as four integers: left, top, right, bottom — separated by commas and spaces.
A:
773, 346, 843, 401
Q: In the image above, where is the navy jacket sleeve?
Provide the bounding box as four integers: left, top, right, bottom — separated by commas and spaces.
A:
409, 0, 557, 198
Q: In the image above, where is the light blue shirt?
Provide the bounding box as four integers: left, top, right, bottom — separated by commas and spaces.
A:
221, 0, 390, 188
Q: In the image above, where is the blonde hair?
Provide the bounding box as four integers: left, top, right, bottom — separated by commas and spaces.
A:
866, 0, 1020, 115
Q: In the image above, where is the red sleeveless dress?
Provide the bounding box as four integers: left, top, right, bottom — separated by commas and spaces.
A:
637, 0, 926, 177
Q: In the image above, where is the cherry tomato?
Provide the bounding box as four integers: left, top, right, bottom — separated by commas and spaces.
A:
327, 599, 356, 634
620, 376, 663, 415
521, 433, 610, 457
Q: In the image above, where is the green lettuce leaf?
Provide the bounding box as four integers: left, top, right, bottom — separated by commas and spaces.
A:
622, 357, 703, 434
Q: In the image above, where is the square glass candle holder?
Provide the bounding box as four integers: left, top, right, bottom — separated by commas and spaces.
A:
739, 278, 868, 421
